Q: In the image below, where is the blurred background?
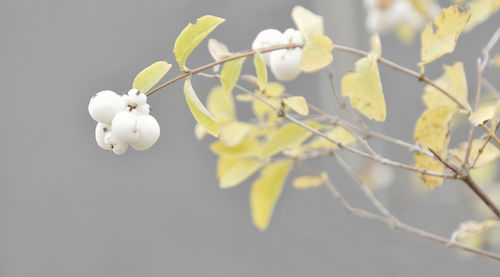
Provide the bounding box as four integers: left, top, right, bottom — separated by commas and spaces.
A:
1, 0, 500, 276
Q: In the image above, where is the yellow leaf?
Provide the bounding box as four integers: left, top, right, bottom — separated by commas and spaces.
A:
174, 15, 225, 70
453, 220, 500, 250
133, 61, 171, 93
396, 24, 416, 44
449, 139, 500, 167
210, 138, 261, 157
410, 0, 433, 15
220, 159, 265, 189
252, 96, 280, 121
307, 126, 357, 149
184, 78, 219, 137
219, 121, 253, 147
494, 54, 500, 67
469, 101, 500, 126
293, 172, 327, 189
283, 96, 309, 116
419, 6, 470, 67
370, 33, 382, 56
414, 106, 455, 188
220, 57, 246, 95
260, 122, 324, 159
300, 34, 334, 72
264, 82, 285, 97
291, 6, 324, 38
470, 160, 497, 185
217, 156, 239, 179
465, 0, 499, 31
206, 86, 235, 125
250, 160, 292, 231
194, 123, 208, 140
422, 62, 470, 110
254, 51, 268, 91
341, 55, 386, 121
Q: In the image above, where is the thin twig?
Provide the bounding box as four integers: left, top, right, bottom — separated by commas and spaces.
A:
464, 59, 483, 168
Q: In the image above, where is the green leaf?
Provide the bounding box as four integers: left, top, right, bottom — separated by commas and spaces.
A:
260, 122, 323, 159
206, 86, 235, 125
174, 15, 225, 70
341, 55, 386, 121
220, 159, 265, 189
254, 51, 268, 91
219, 121, 253, 147
250, 160, 292, 231
133, 61, 171, 93
220, 57, 246, 95
183, 78, 220, 137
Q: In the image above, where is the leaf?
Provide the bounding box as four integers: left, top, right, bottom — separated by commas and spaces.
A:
410, 0, 434, 15
452, 220, 500, 250
133, 61, 171, 93
469, 101, 500, 126
210, 138, 261, 157
206, 86, 235, 125
422, 62, 470, 110
419, 6, 470, 67
396, 23, 416, 44
293, 172, 327, 189
449, 139, 500, 167
465, 0, 500, 31
250, 160, 292, 231
220, 159, 265, 189
217, 156, 240, 179
260, 122, 324, 159
283, 96, 309, 116
220, 57, 246, 95
414, 107, 456, 188
218, 121, 253, 147
194, 123, 208, 140
341, 55, 386, 121
291, 6, 324, 38
265, 82, 285, 97
252, 96, 280, 121
307, 126, 357, 149
184, 78, 220, 137
300, 34, 334, 72
174, 15, 225, 70
208, 38, 231, 61
254, 51, 268, 91
370, 33, 382, 56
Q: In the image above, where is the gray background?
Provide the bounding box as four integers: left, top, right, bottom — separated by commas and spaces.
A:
1, 0, 500, 276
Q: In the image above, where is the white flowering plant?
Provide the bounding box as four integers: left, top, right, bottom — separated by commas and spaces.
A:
88, 2, 500, 263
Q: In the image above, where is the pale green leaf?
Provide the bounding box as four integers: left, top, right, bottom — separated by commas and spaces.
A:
206, 86, 235, 125
184, 78, 219, 137
133, 61, 171, 93
260, 122, 324, 159
300, 34, 334, 72
217, 156, 240, 179
194, 123, 208, 140
293, 172, 327, 189
220, 57, 246, 95
220, 159, 265, 189
210, 138, 261, 157
291, 6, 324, 38
250, 160, 292, 231
283, 96, 309, 116
254, 51, 268, 91
419, 6, 470, 67
174, 15, 225, 70
341, 55, 386, 121
219, 122, 253, 147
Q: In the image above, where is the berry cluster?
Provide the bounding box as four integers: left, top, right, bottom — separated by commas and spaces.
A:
252, 28, 304, 81
88, 89, 160, 155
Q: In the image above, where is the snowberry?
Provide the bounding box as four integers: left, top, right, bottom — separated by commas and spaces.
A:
112, 142, 129, 155
104, 131, 129, 155
131, 114, 160, 150
269, 48, 302, 81
95, 123, 112, 150
125, 88, 147, 106
88, 90, 127, 125
282, 28, 304, 45
111, 111, 140, 144
252, 29, 283, 64
136, 103, 151, 115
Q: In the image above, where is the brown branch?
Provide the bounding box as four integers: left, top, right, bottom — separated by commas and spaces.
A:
428, 148, 500, 219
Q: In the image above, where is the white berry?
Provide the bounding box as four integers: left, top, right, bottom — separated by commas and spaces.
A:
126, 88, 147, 106
252, 29, 283, 64
111, 111, 140, 144
95, 123, 111, 150
269, 48, 302, 81
136, 103, 151, 115
88, 90, 127, 125
131, 114, 160, 150
282, 28, 304, 45
112, 142, 129, 155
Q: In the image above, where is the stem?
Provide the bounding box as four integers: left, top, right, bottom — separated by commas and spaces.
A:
146, 43, 302, 96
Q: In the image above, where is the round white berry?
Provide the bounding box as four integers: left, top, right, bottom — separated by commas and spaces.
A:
126, 88, 147, 106
111, 111, 140, 144
131, 114, 160, 150
104, 131, 129, 155
252, 29, 283, 64
112, 142, 129, 155
95, 123, 111, 150
88, 90, 127, 125
269, 48, 302, 81
282, 28, 304, 45
136, 103, 151, 115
